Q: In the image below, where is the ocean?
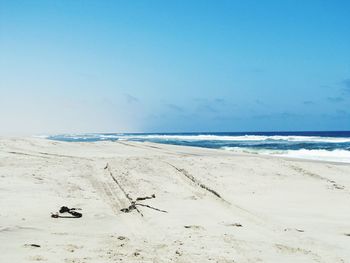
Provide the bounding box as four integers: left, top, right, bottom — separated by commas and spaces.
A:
46, 131, 350, 163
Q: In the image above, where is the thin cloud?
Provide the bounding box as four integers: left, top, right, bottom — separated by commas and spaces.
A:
322, 110, 350, 119
336, 109, 347, 115
196, 104, 217, 113
255, 99, 266, 106
342, 78, 350, 93
124, 93, 139, 104
252, 112, 300, 120
193, 98, 229, 113
214, 98, 226, 104
327, 97, 344, 103
166, 104, 184, 112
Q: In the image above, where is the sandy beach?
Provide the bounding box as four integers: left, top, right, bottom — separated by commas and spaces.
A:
0, 137, 349, 263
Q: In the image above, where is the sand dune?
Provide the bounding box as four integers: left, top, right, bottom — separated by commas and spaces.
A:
0, 137, 349, 262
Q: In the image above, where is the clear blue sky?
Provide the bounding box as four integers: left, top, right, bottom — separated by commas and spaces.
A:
1, 0, 349, 134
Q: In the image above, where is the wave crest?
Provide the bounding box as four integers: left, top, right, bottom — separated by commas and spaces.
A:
222, 147, 350, 163
118, 134, 350, 143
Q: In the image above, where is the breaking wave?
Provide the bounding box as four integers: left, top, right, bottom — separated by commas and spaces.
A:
44, 131, 350, 163
221, 147, 350, 163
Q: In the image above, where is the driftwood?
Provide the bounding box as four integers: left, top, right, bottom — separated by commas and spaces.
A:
136, 194, 155, 201
120, 194, 168, 214
105, 163, 144, 216
104, 163, 167, 216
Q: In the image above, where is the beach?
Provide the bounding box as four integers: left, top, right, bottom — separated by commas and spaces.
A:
1, 137, 350, 263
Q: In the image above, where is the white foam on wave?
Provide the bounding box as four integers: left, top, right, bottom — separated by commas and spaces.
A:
119, 134, 350, 143
33, 134, 50, 139
279, 149, 350, 163
98, 134, 120, 139
222, 147, 350, 163
43, 133, 350, 143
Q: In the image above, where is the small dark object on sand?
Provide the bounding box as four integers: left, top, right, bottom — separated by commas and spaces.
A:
283, 228, 304, 232
59, 206, 81, 213
51, 213, 59, 218
59, 206, 71, 213
26, 244, 40, 248
120, 203, 136, 213
68, 210, 83, 218
51, 206, 82, 218
136, 194, 156, 201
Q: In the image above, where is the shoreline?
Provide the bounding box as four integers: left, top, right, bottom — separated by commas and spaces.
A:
41, 131, 350, 164
42, 137, 350, 166
1, 137, 349, 262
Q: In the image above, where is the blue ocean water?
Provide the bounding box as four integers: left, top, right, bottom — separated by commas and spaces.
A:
46, 131, 350, 163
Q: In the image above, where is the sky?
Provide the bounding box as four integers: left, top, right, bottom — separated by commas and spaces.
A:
0, 0, 350, 135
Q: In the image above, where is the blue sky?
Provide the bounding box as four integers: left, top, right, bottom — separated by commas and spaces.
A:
0, 0, 349, 134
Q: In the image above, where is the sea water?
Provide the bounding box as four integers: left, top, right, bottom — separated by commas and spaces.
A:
46, 131, 350, 163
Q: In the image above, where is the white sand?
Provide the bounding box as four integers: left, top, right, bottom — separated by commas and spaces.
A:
0, 137, 349, 262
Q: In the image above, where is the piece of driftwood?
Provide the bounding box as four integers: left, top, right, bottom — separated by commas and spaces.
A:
120, 195, 167, 215
104, 163, 166, 216
136, 194, 156, 201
